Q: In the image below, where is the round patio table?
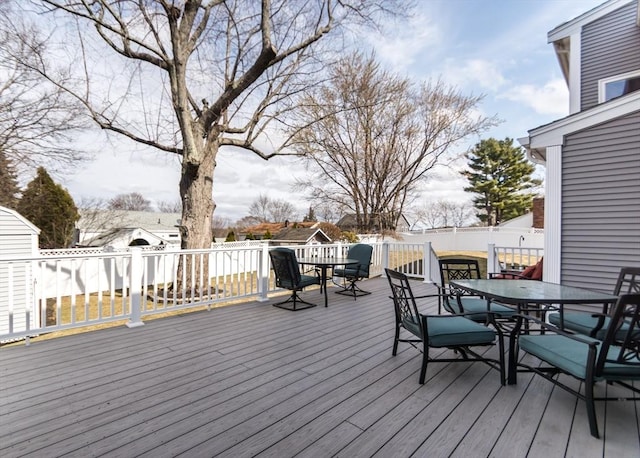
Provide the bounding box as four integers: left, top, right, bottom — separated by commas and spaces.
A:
297, 257, 358, 307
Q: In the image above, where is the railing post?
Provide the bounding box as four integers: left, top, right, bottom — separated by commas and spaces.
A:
256, 243, 270, 302
381, 241, 389, 276
423, 242, 432, 283
487, 243, 496, 278
127, 248, 144, 328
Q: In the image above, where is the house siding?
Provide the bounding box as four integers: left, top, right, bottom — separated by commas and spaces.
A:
580, 1, 640, 110
0, 208, 39, 337
561, 110, 640, 292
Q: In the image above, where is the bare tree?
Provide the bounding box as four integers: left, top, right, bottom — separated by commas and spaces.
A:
0, 2, 85, 173
25, 2, 404, 243
157, 200, 182, 213
248, 194, 297, 223
292, 53, 498, 233
26, 0, 404, 290
108, 192, 151, 211
414, 200, 476, 229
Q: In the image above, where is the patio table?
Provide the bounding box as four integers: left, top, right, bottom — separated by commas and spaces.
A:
297, 257, 358, 308
450, 279, 619, 385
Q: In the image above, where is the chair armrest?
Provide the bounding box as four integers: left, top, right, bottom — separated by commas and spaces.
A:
489, 272, 531, 280
512, 313, 601, 345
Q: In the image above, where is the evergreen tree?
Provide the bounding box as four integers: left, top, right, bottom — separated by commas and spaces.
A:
0, 148, 20, 208
225, 231, 236, 242
462, 138, 542, 226
17, 167, 79, 248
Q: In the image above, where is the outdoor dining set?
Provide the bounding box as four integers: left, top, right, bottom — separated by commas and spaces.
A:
268, 249, 640, 439
386, 260, 640, 439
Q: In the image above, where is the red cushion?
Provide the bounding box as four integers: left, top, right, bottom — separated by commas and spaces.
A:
530, 258, 543, 280
520, 264, 537, 278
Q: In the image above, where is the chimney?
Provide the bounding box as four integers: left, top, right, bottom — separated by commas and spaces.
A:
532, 197, 544, 229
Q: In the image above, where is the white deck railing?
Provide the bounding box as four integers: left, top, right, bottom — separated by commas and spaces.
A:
0, 241, 539, 344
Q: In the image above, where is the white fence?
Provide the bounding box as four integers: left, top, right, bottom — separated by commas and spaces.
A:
404, 226, 543, 253
0, 240, 541, 344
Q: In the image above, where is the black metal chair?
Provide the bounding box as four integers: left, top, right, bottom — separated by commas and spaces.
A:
509, 293, 640, 438
548, 267, 640, 338
269, 247, 320, 311
333, 243, 373, 299
386, 268, 505, 385
438, 258, 517, 322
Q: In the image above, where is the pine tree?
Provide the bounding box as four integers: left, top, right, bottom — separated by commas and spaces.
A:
0, 149, 21, 208
462, 138, 542, 226
17, 167, 79, 248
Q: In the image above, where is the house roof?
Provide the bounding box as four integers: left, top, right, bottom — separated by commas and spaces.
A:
81, 227, 174, 247
548, 0, 636, 85
0, 206, 41, 235
520, 90, 640, 160
77, 210, 181, 232
272, 227, 331, 243
243, 221, 317, 235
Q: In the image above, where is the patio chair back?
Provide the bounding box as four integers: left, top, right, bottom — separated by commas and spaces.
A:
549, 266, 640, 338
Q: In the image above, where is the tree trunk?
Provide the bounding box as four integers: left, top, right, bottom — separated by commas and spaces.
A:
175, 140, 217, 295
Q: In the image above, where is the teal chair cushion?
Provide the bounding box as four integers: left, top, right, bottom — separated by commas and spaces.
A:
333, 267, 360, 277
548, 311, 630, 340
426, 316, 496, 347
278, 273, 319, 290
458, 297, 517, 320
519, 334, 640, 380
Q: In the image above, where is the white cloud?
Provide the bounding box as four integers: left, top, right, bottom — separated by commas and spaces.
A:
438, 58, 508, 92
366, 12, 442, 72
501, 78, 569, 116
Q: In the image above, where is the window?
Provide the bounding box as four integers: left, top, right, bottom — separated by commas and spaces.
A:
598, 70, 640, 103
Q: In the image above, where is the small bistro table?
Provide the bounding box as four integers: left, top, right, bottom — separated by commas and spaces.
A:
297, 257, 358, 308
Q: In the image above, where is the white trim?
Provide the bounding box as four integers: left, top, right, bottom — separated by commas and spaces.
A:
548, 0, 635, 41
527, 90, 640, 150
598, 69, 640, 102
544, 146, 563, 284
0, 206, 41, 234
569, 32, 582, 114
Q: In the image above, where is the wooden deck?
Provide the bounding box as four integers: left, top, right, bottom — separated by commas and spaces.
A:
1, 277, 638, 457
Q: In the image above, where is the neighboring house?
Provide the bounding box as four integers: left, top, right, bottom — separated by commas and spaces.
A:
270, 226, 332, 245
0, 206, 41, 337
498, 197, 545, 229
519, 0, 640, 291
76, 210, 182, 248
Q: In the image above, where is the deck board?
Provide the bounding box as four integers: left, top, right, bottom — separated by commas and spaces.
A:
1, 277, 638, 457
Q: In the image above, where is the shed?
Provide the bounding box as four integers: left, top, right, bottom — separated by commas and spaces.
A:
0, 206, 41, 339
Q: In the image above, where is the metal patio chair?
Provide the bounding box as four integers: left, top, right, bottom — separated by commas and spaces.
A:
509, 293, 640, 438
269, 247, 320, 311
438, 258, 517, 322
333, 243, 373, 299
548, 267, 640, 339
386, 268, 505, 385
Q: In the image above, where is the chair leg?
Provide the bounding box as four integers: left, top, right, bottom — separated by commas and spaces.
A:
393, 324, 400, 356
335, 277, 371, 299
272, 290, 317, 311
585, 378, 600, 438
419, 340, 429, 384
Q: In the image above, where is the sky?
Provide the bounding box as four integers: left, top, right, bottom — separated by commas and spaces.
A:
59, 0, 606, 224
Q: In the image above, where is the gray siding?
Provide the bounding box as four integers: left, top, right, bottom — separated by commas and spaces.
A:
581, 1, 640, 110
561, 111, 640, 292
